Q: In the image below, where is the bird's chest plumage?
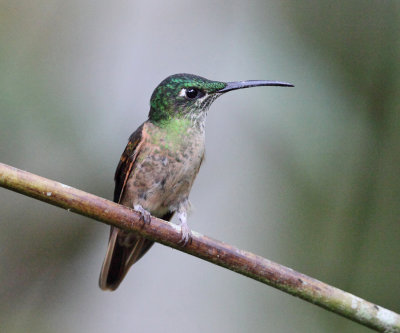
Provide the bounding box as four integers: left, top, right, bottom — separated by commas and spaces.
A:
122, 121, 205, 217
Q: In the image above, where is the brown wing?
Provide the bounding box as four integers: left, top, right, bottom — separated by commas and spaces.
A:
113, 123, 145, 204
99, 123, 173, 291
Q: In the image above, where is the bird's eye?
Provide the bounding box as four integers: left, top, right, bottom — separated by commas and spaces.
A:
185, 88, 199, 99
184, 87, 205, 99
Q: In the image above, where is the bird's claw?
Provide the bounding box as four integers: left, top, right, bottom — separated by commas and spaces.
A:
178, 222, 192, 246
134, 204, 151, 224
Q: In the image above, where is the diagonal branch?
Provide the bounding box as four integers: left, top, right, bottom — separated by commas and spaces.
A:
0, 161, 399, 332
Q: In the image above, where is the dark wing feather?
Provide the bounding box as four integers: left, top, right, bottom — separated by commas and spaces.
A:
99, 123, 162, 291
113, 123, 145, 204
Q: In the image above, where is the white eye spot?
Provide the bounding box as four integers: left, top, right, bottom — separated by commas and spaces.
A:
179, 88, 187, 97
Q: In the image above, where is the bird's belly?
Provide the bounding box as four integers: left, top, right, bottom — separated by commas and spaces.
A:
122, 142, 204, 217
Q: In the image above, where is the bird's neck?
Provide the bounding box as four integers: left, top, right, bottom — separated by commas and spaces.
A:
150, 112, 207, 134
146, 118, 205, 153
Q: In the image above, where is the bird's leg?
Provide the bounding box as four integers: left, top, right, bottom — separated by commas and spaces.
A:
134, 204, 152, 224
177, 200, 192, 246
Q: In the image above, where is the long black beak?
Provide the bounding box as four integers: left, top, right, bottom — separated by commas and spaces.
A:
218, 80, 294, 93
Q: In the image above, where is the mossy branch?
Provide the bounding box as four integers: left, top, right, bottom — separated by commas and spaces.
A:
0, 161, 399, 332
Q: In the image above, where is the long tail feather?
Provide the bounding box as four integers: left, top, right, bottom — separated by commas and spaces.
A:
99, 211, 174, 291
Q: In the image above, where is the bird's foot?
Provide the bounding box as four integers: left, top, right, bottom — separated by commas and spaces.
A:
134, 204, 151, 224
178, 221, 192, 246
176, 205, 192, 246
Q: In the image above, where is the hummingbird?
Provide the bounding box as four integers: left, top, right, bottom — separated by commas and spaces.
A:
99, 73, 293, 290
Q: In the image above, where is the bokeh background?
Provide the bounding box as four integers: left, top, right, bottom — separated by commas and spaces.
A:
1, 1, 399, 332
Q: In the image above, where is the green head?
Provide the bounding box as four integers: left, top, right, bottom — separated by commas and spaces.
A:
148, 73, 293, 127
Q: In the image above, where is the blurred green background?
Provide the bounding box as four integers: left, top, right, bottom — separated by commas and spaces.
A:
1, 1, 399, 332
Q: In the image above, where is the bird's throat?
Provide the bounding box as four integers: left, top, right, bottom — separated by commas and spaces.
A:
148, 118, 205, 153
